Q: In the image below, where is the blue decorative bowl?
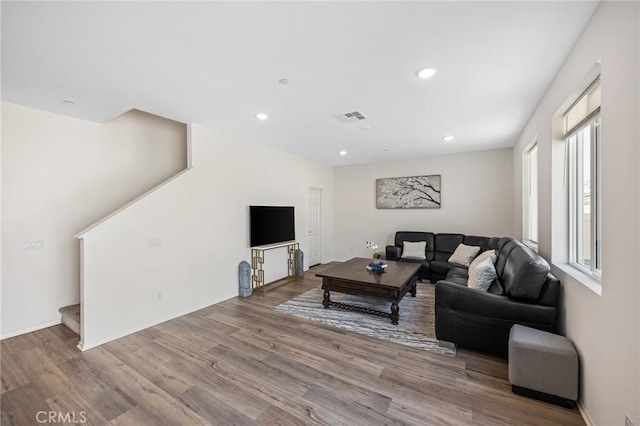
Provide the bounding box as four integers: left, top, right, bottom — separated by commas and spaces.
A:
367, 262, 387, 273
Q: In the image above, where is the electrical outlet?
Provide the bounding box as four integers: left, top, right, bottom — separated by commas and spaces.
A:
626, 414, 634, 426
148, 238, 162, 247
156, 291, 162, 301
23, 239, 43, 250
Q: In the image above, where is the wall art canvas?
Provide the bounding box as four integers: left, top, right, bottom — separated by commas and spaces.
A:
376, 175, 441, 209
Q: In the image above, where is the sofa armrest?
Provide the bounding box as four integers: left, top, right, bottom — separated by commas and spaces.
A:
435, 280, 557, 326
386, 245, 401, 261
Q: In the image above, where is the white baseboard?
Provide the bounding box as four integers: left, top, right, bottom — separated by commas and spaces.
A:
577, 400, 595, 426
1, 320, 62, 340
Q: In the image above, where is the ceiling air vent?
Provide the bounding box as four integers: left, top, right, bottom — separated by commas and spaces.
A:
334, 110, 368, 123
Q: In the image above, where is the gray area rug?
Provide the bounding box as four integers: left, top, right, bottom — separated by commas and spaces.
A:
274, 284, 456, 357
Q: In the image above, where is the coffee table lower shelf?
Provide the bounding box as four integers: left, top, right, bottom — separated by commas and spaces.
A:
322, 291, 411, 325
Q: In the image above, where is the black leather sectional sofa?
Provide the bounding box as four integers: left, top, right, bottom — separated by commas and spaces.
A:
386, 232, 497, 282
386, 232, 560, 356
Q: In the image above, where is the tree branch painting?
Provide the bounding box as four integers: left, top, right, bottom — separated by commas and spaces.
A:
376, 175, 441, 209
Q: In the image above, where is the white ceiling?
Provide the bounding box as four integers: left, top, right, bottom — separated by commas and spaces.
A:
2, 1, 599, 166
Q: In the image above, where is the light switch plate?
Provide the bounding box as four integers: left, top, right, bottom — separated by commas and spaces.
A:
24, 239, 43, 250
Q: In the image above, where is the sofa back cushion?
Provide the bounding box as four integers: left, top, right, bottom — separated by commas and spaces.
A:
486, 237, 502, 251
395, 232, 435, 260
463, 235, 489, 252
501, 246, 550, 300
495, 238, 519, 276
433, 234, 465, 261
496, 236, 514, 252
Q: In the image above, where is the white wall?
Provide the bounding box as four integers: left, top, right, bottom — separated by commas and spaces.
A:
1, 103, 187, 337
511, 3, 639, 424
333, 148, 513, 260
77, 123, 333, 350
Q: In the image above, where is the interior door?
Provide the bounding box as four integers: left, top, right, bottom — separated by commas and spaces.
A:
308, 188, 322, 267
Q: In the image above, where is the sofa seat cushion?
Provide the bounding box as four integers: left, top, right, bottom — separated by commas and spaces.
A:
398, 258, 430, 279
398, 257, 429, 267
488, 280, 506, 295
447, 267, 469, 279
441, 275, 468, 286
430, 260, 453, 279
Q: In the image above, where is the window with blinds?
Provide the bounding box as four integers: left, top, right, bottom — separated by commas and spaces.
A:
564, 77, 601, 136
565, 75, 602, 278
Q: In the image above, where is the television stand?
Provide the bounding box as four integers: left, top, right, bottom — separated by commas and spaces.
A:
251, 241, 300, 293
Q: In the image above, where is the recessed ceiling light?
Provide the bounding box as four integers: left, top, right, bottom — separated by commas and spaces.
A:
255, 113, 269, 120
339, 150, 347, 156
278, 78, 289, 85
416, 67, 438, 79
62, 100, 75, 105
442, 135, 454, 141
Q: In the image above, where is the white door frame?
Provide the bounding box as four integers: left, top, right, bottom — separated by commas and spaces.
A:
308, 187, 322, 267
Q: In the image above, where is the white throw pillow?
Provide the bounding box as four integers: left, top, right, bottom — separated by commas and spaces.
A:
448, 243, 481, 267
468, 258, 497, 291
401, 241, 426, 260
468, 249, 497, 272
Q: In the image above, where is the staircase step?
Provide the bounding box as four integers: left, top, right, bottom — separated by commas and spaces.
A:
58, 304, 80, 335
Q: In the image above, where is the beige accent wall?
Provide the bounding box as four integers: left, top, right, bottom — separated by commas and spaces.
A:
333, 148, 513, 261
1, 103, 187, 337
511, 3, 639, 424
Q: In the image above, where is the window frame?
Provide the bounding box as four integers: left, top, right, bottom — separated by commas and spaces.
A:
522, 140, 539, 250
567, 115, 601, 279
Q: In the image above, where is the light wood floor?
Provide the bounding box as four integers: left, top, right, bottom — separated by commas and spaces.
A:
1, 265, 585, 425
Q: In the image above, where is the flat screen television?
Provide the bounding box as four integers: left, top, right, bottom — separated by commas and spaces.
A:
249, 206, 295, 247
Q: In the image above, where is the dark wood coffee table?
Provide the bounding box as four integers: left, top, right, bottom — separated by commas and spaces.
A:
315, 257, 421, 325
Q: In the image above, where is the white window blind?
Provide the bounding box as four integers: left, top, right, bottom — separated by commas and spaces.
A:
564, 77, 601, 135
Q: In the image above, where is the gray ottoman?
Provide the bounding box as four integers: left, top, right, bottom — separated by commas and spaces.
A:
508, 324, 578, 408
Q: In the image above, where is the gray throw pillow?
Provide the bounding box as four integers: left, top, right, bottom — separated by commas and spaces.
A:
468, 258, 497, 291
468, 249, 497, 271
401, 241, 426, 260
448, 243, 481, 267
